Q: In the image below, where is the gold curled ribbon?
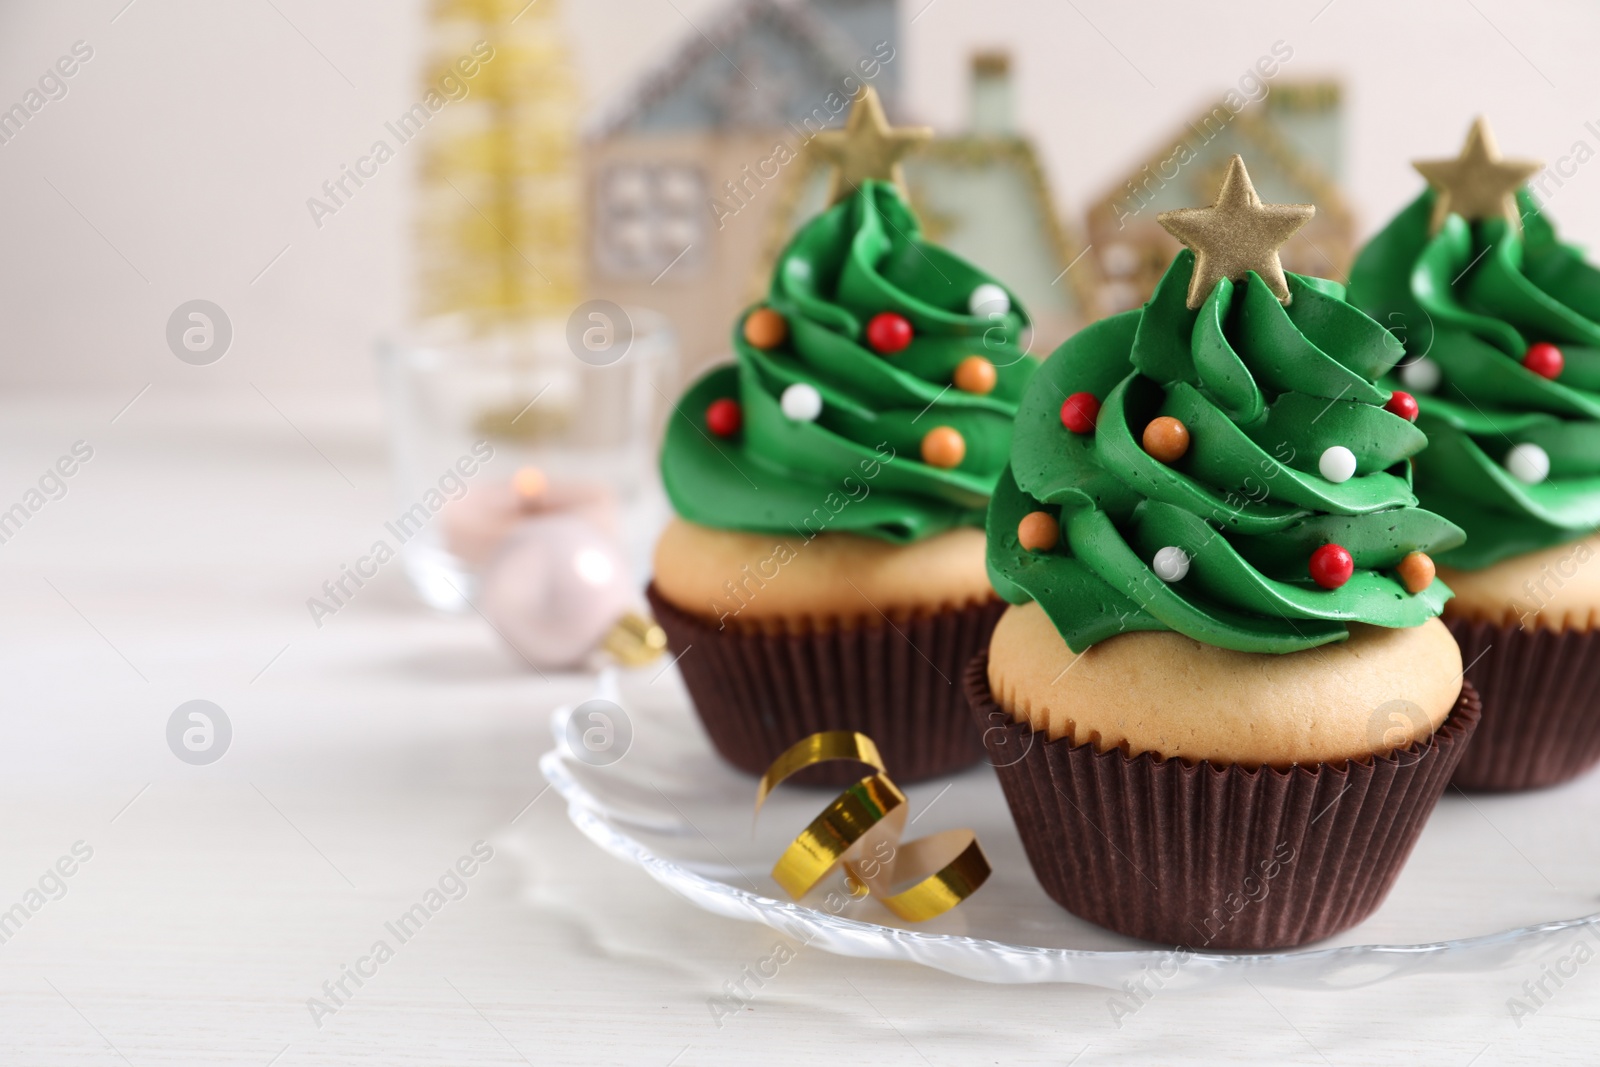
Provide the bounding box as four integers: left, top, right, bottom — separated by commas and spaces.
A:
755, 731, 990, 922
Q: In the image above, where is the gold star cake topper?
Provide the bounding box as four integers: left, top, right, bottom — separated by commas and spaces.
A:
1413, 116, 1543, 234
1157, 155, 1315, 310
810, 85, 931, 205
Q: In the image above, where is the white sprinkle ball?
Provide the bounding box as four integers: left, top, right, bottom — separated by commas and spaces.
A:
1153, 546, 1190, 582
780, 382, 823, 422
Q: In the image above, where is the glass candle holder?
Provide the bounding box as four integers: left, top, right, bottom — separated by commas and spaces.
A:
379, 306, 675, 610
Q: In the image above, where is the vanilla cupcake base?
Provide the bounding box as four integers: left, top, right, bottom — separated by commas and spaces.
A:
1440, 533, 1600, 633
649, 585, 1001, 785
1438, 534, 1600, 791
649, 520, 1003, 786
968, 608, 1480, 950
987, 602, 1462, 769
1443, 618, 1600, 790
652, 518, 994, 631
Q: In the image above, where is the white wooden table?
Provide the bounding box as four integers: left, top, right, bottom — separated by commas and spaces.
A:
0, 388, 1593, 1066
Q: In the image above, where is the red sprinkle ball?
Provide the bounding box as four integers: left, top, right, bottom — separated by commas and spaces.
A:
865, 312, 913, 355
1383, 390, 1419, 423
1060, 392, 1101, 434
1523, 341, 1564, 380
1309, 543, 1355, 590
705, 398, 742, 438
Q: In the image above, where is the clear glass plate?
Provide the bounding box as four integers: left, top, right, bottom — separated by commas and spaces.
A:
536, 670, 1600, 989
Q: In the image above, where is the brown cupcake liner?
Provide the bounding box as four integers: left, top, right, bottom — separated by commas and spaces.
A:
966, 650, 1481, 950
647, 583, 1004, 787
1446, 616, 1600, 791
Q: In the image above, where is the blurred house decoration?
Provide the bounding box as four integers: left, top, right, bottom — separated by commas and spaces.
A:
1084, 80, 1353, 315
583, 0, 1093, 376
580, 0, 1347, 374
416, 0, 581, 324
583, 0, 900, 377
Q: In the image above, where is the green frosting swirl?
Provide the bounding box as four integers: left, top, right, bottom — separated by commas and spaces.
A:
988, 250, 1463, 653
660, 180, 1035, 543
1349, 189, 1600, 568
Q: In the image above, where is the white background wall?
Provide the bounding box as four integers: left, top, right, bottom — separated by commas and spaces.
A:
3, 0, 1599, 392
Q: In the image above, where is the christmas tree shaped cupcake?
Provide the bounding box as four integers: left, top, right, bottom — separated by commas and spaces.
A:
649, 88, 1037, 784
970, 157, 1479, 949
1350, 118, 1600, 790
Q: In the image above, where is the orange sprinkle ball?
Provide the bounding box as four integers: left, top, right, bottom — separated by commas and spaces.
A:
1397, 551, 1436, 594
1142, 416, 1190, 464
1017, 511, 1060, 552
920, 426, 966, 469
953, 356, 997, 395
743, 307, 788, 350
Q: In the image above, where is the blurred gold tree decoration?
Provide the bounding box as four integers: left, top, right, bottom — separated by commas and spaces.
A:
417, 0, 581, 325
